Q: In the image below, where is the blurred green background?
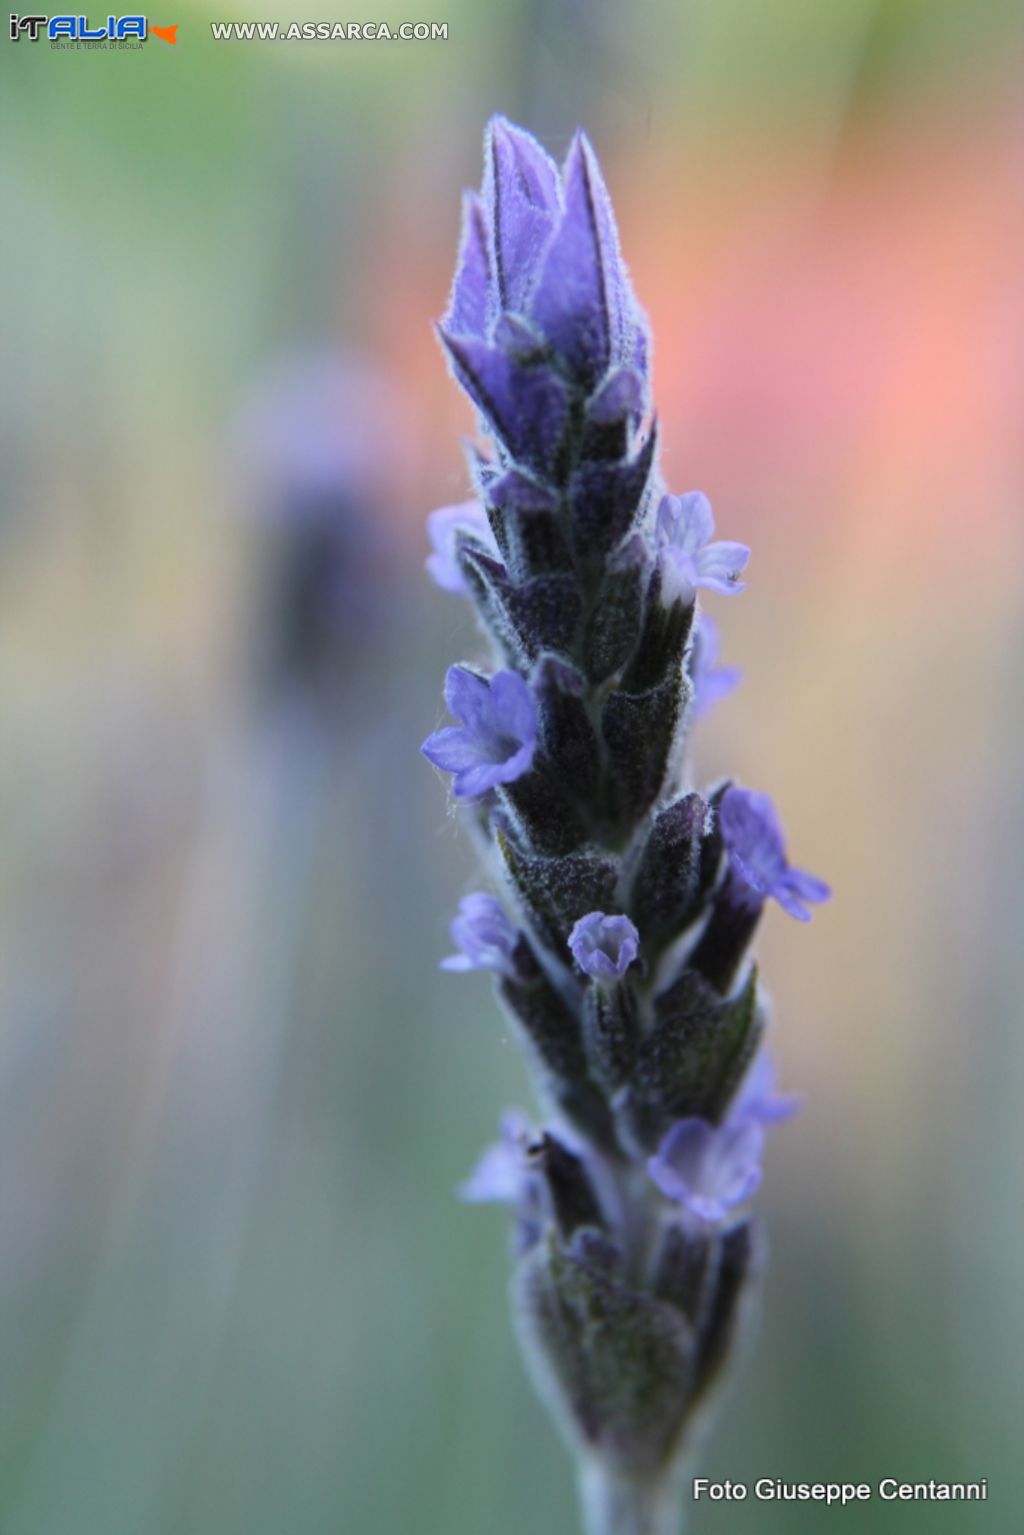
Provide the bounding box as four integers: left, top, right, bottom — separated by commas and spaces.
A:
2, 1, 1022, 1531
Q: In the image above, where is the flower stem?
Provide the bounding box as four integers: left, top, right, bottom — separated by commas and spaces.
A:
578, 1462, 684, 1535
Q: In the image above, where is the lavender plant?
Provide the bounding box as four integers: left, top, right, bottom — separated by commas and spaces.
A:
420, 117, 829, 1535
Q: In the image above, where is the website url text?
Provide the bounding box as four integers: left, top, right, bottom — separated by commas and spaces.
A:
210, 19, 448, 41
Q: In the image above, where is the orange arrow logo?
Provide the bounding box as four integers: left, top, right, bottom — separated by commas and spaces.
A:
150, 22, 177, 43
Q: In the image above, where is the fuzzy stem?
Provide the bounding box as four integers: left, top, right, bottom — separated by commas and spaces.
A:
579, 1462, 684, 1535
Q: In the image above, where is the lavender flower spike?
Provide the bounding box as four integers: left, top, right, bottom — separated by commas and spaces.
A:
568, 912, 639, 982
656, 490, 750, 603
441, 892, 519, 976
720, 785, 831, 921
421, 665, 537, 799
420, 116, 830, 1535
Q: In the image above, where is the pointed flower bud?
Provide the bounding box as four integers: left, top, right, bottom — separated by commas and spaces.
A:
568, 912, 640, 983
528, 130, 641, 388
719, 786, 831, 922
655, 492, 749, 603
442, 114, 649, 414
422, 665, 537, 800
441, 892, 519, 977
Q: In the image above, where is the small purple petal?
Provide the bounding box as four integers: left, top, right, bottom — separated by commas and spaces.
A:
452, 761, 512, 801
691, 613, 742, 718
460, 1110, 532, 1204
694, 540, 750, 594
568, 912, 639, 982
783, 868, 833, 905
720, 788, 787, 883
655, 548, 697, 606
694, 663, 742, 716
656, 491, 749, 603
441, 892, 519, 976
720, 787, 830, 921
771, 884, 814, 923
426, 500, 498, 596
656, 492, 714, 554
489, 669, 537, 741
420, 725, 486, 775
443, 664, 492, 729
459, 1110, 550, 1252
647, 1116, 764, 1225
734, 1049, 801, 1125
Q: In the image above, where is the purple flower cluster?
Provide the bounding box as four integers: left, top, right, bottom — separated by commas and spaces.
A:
419, 116, 830, 1533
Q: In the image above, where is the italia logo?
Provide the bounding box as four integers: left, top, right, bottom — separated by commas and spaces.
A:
9, 13, 178, 41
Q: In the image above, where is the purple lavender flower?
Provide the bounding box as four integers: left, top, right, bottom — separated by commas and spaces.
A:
691, 613, 742, 717
421, 666, 537, 800
460, 1111, 548, 1254
568, 912, 639, 982
647, 1115, 764, 1225
647, 1047, 797, 1223
425, 500, 499, 595
719, 786, 831, 922
460, 1110, 534, 1205
655, 492, 749, 604
441, 892, 519, 976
